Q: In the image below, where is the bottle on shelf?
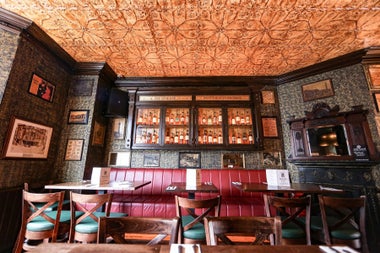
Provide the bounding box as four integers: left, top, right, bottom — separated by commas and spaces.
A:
170, 132, 174, 144
175, 113, 180, 124
245, 110, 250, 125
218, 110, 223, 124
208, 130, 213, 144
174, 131, 179, 144
237, 132, 242, 144
179, 130, 184, 144
165, 112, 170, 123
185, 130, 189, 144
231, 132, 236, 144
235, 111, 241, 124
138, 113, 143, 124
248, 131, 254, 144
231, 114, 236, 125
180, 111, 185, 124
152, 112, 157, 125
213, 112, 218, 125
202, 113, 207, 125
218, 131, 223, 144
185, 111, 189, 124
207, 114, 212, 125
198, 130, 202, 144
147, 112, 152, 125
165, 131, 170, 144
242, 132, 248, 144
152, 130, 157, 144
203, 130, 208, 144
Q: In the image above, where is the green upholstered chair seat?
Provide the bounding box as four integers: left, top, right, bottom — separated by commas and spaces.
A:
331, 229, 361, 240
74, 211, 127, 234
282, 222, 305, 239
182, 215, 206, 240
27, 210, 84, 232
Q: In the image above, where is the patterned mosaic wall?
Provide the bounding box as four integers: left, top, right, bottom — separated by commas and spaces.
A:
277, 64, 380, 183
0, 33, 72, 188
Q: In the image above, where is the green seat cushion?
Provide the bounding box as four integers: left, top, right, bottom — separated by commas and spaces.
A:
282, 222, 305, 239
181, 215, 205, 240
75, 211, 127, 234
27, 211, 84, 232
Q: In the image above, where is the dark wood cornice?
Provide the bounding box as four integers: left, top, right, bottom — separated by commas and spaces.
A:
0, 7, 31, 33
115, 76, 277, 89
276, 48, 369, 85
361, 46, 380, 64
74, 62, 117, 82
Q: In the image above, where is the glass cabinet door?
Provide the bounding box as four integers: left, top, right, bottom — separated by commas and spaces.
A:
227, 108, 254, 145
164, 108, 190, 145
197, 108, 223, 145
135, 108, 160, 144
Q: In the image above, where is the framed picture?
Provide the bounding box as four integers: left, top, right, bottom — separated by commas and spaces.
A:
68, 110, 89, 124
64, 139, 84, 161
143, 153, 160, 167
301, 79, 334, 102
222, 153, 245, 169
2, 116, 53, 159
179, 152, 201, 168
373, 92, 380, 112
28, 73, 55, 102
261, 90, 276, 104
368, 65, 380, 89
92, 121, 106, 146
261, 151, 282, 167
262, 117, 279, 138
113, 118, 126, 140
70, 78, 94, 96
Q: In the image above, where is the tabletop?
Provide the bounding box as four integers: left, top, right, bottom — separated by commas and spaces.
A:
232, 182, 344, 194
165, 182, 219, 193
44, 180, 151, 191
30, 243, 358, 253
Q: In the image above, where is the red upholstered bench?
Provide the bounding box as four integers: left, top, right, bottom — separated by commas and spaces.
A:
108, 168, 267, 218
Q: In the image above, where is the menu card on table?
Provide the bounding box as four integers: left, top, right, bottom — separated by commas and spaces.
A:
265, 169, 290, 187
91, 167, 110, 185
186, 169, 202, 190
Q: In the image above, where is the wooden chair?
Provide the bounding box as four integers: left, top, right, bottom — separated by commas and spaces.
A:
13, 190, 67, 253
264, 194, 311, 245
204, 216, 282, 245
318, 195, 368, 253
68, 192, 127, 243
175, 195, 221, 244
97, 216, 180, 244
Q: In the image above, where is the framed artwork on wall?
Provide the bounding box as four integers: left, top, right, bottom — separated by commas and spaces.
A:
64, 139, 84, 161
222, 153, 245, 169
143, 153, 160, 167
2, 116, 53, 159
113, 118, 126, 140
92, 121, 106, 146
68, 110, 89, 124
179, 152, 201, 168
28, 73, 55, 102
301, 79, 334, 102
368, 65, 380, 89
261, 117, 279, 138
261, 151, 282, 167
261, 90, 276, 104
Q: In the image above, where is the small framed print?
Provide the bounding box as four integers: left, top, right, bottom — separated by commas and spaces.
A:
261, 90, 276, 104
368, 65, 380, 89
68, 110, 89, 124
261, 151, 282, 167
113, 118, 125, 140
179, 152, 201, 168
28, 73, 55, 102
262, 117, 279, 138
64, 139, 84, 161
2, 116, 53, 159
143, 153, 160, 167
373, 92, 380, 112
222, 153, 245, 169
301, 79, 334, 102
92, 121, 106, 146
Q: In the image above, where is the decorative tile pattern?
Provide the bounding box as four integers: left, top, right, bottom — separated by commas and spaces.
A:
1, 1, 379, 77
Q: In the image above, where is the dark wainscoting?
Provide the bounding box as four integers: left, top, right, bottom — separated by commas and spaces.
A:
293, 160, 380, 253
0, 186, 22, 253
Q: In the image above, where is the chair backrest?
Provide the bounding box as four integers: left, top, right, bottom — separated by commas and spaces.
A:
97, 216, 180, 244
204, 216, 282, 245
264, 194, 311, 245
318, 195, 368, 253
69, 192, 113, 243
175, 195, 221, 233
13, 190, 65, 253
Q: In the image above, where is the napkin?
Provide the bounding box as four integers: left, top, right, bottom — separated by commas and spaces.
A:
166, 186, 177, 190
319, 246, 359, 253
170, 244, 201, 253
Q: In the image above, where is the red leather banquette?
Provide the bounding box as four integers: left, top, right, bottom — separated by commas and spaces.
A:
108, 168, 267, 218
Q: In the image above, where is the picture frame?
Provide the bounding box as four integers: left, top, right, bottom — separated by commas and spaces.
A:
179, 152, 201, 168
28, 73, 55, 102
113, 118, 126, 140
261, 117, 279, 138
301, 79, 334, 102
143, 153, 160, 167
2, 116, 53, 159
68, 110, 89, 124
261, 90, 276, 104
368, 65, 380, 89
64, 139, 84, 161
261, 151, 282, 167
373, 92, 380, 112
92, 121, 106, 146
70, 78, 94, 96
222, 153, 245, 169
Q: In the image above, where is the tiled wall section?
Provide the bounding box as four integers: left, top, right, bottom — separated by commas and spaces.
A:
0, 29, 18, 104
277, 64, 380, 185
0, 34, 72, 188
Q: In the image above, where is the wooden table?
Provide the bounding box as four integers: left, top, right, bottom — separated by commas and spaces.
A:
232, 182, 344, 195
165, 182, 219, 198
45, 180, 151, 191
30, 243, 357, 253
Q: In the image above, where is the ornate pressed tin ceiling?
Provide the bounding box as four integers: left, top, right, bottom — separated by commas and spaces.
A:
1, 1, 379, 77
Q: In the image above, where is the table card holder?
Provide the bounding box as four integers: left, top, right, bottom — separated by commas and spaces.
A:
265, 169, 291, 187
186, 169, 201, 190
91, 167, 111, 185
